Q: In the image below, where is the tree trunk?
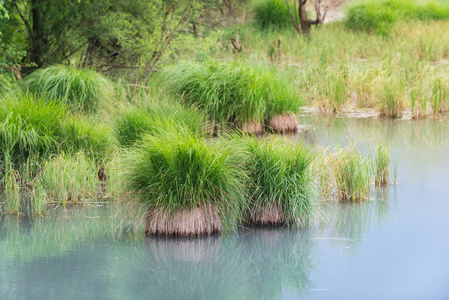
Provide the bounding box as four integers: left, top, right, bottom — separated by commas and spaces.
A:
31, 0, 45, 67
299, 3, 310, 35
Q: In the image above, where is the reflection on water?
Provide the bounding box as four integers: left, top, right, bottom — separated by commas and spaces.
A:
1, 116, 449, 299
325, 187, 396, 240
296, 115, 449, 149
0, 191, 395, 300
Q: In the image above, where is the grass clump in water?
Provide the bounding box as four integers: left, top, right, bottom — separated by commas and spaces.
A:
253, 0, 291, 30
162, 60, 300, 133
24, 65, 114, 112
374, 144, 391, 186
244, 136, 314, 227
123, 128, 248, 236
345, 0, 449, 35
329, 145, 371, 201
115, 101, 205, 147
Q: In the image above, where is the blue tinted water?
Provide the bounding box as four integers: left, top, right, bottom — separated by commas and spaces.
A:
1, 116, 448, 300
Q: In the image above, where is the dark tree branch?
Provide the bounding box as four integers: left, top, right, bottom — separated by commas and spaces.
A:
14, 3, 33, 42
141, 0, 193, 81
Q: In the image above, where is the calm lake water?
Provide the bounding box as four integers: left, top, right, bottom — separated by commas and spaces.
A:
1, 115, 449, 300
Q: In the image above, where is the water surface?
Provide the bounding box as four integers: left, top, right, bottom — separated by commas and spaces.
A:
1, 116, 449, 300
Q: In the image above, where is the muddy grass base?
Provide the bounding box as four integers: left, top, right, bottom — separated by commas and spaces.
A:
267, 113, 299, 133
146, 203, 222, 237
240, 121, 263, 135
246, 202, 286, 226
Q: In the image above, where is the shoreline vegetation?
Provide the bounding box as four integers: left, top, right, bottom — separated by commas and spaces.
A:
0, 88, 395, 235
5, 0, 449, 236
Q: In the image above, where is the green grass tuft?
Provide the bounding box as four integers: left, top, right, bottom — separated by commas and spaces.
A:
24, 65, 114, 112
115, 101, 205, 147
0, 94, 66, 166
123, 128, 248, 229
162, 60, 300, 126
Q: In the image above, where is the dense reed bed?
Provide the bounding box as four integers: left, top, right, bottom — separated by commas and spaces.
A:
162, 60, 301, 133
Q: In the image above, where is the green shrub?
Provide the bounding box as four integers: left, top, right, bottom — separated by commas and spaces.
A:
163, 60, 300, 126
245, 136, 314, 226
345, 0, 449, 35
123, 128, 248, 229
254, 0, 291, 30
24, 65, 114, 112
0, 94, 66, 165
115, 102, 205, 147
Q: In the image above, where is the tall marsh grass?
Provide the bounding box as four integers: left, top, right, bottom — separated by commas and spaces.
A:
1, 157, 47, 215
334, 146, 371, 201
1, 152, 102, 215
379, 78, 404, 118
40, 152, 100, 205
24, 65, 114, 112
431, 75, 448, 116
